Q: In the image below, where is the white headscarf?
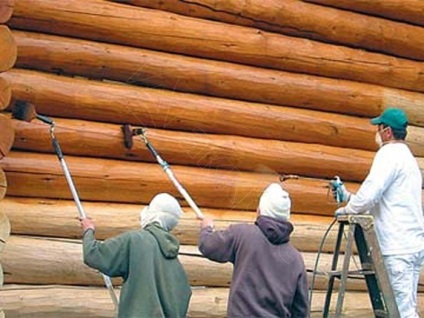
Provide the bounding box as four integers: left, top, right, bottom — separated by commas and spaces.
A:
140, 193, 183, 231
258, 183, 291, 220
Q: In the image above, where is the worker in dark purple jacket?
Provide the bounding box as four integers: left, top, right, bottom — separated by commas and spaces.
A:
198, 182, 309, 318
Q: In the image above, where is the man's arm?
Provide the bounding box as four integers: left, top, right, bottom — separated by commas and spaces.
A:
81, 219, 129, 278
198, 218, 237, 263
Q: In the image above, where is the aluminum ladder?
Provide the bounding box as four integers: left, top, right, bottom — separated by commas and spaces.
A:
323, 214, 399, 318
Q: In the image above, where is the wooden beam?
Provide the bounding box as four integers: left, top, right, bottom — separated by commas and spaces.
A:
12, 30, 424, 112
10, 117, 374, 181
9, 0, 424, 87
1, 284, 424, 317
0, 151, 358, 215
5, 69, 424, 150
1, 235, 376, 291
1, 196, 337, 252
110, 0, 424, 61
304, 0, 424, 28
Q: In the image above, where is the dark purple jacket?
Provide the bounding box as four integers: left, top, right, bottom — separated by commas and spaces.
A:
199, 216, 309, 318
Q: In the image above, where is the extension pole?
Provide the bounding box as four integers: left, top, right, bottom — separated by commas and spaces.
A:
137, 129, 204, 220
48, 124, 119, 312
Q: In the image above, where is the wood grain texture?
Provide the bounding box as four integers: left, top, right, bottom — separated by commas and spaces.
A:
0, 26, 17, 72
9, 0, 424, 87
1, 196, 337, 251
0, 0, 13, 24
304, 0, 424, 28
10, 117, 374, 181
0, 151, 359, 215
0, 75, 11, 111
110, 0, 424, 61
1, 284, 423, 317
0, 114, 14, 159
12, 30, 424, 109
5, 69, 424, 150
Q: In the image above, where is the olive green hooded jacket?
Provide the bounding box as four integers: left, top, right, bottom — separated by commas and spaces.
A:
83, 223, 191, 318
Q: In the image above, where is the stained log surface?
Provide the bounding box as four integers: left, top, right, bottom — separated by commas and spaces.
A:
110, 0, 424, 61
0, 26, 17, 73
303, 0, 424, 28
0, 114, 14, 159
0, 76, 11, 111
0, 0, 13, 24
9, 0, 424, 93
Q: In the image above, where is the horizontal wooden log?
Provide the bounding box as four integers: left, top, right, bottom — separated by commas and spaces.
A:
0, 168, 6, 201
111, 0, 424, 61
1, 196, 337, 252
5, 69, 424, 153
0, 26, 17, 73
0, 0, 13, 24
2, 285, 424, 317
1, 235, 382, 292
11, 117, 374, 181
304, 0, 424, 28
0, 150, 357, 215
0, 114, 14, 159
0, 73, 11, 111
12, 32, 424, 116
9, 0, 424, 89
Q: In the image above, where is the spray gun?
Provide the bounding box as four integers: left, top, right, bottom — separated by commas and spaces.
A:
329, 175, 344, 206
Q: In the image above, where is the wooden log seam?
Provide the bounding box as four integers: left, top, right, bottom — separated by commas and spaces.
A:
303, 0, 424, 28
12, 30, 424, 109
9, 0, 424, 90
4, 69, 424, 152
110, 0, 424, 61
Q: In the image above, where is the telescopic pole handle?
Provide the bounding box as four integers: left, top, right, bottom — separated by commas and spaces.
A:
51, 133, 119, 311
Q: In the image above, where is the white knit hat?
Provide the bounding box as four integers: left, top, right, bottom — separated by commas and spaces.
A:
258, 183, 291, 220
140, 193, 183, 231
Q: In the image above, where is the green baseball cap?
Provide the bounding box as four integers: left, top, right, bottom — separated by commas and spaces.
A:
370, 108, 408, 130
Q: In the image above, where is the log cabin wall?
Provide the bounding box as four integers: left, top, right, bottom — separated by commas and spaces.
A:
0, 0, 423, 316
0, 1, 15, 318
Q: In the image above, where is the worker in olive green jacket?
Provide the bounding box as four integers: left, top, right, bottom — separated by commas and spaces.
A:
80, 193, 192, 318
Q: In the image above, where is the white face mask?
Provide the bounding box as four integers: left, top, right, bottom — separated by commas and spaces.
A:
375, 131, 383, 148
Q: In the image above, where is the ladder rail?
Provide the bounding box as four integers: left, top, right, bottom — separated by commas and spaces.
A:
323, 214, 400, 318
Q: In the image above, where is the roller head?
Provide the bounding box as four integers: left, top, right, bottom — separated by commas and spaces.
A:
11, 100, 36, 122
121, 124, 147, 149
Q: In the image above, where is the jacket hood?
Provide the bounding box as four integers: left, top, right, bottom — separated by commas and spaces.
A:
145, 223, 180, 259
255, 215, 293, 245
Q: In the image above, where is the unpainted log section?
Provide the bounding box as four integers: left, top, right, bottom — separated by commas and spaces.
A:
5, 284, 420, 318
8, 0, 424, 93
0, 196, 337, 252
111, 0, 424, 61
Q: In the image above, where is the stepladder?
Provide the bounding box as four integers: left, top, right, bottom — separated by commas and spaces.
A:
323, 214, 400, 318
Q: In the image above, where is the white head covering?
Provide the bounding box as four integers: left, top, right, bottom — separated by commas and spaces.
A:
140, 193, 183, 231
258, 183, 291, 220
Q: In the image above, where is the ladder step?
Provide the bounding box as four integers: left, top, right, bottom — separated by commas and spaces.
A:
326, 270, 376, 278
